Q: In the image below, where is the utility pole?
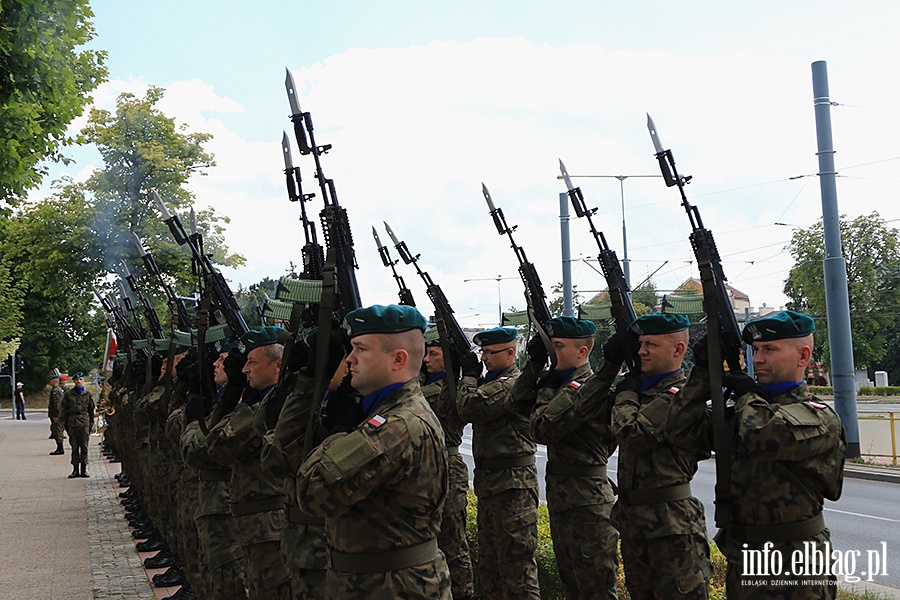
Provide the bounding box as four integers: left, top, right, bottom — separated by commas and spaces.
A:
812, 60, 860, 458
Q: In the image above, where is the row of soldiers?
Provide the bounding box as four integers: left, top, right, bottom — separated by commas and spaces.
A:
101, 302, 844, 600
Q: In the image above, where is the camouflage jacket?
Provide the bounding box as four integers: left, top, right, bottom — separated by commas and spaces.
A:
458, 364, 537, 497
513, 360, 617, 511
611, 369, 709, 539
48, 385, 64, 419
289, 379, 448, 554
60, 387, 95, 432
669, 371, 845, 556
424, 375, 468, 486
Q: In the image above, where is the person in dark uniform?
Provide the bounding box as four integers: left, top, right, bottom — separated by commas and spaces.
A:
60, 372, 95, 478
48, 374, 66, 454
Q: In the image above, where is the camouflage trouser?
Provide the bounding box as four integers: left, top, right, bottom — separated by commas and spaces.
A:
723, 533, 838, 600
439, 462, 474, 599
68, 427, 90, 466
476, 488, 541, 599
280, 521, 328, 599
244, 540, 291, 600
51, 419, 65, 443
549, 502, 618, 599
291, 567, 327, 599
621, 533, 711, 599
196, 513, 247, 599
327, 552, 452, 599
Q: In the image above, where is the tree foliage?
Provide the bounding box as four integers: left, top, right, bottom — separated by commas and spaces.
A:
0, 0, 107, 209
783, 213, 900, 369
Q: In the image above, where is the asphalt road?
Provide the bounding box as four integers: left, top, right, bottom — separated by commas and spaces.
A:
460, 425, 900, 590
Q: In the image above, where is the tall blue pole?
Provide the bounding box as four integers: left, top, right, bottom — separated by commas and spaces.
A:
560, 192, 575, 316
812, 60, 860, 458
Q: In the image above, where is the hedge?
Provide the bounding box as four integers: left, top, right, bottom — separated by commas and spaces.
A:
809, 385, 900, 396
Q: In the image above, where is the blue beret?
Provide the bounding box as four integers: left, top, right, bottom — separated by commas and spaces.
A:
742, 310, 815, 344
630, 313, 690, 335
239, 326, 287, 353
49, 373, 60, 380
343, 304, 427, 338
473, 327, 518, 347
546, 316, 596, 339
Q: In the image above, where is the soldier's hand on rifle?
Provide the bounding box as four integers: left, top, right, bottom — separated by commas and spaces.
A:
284, 334, 310, 373
691, 333, 709, 369
615, 371, 641, 395
460, 350, 482, 378
303, 326, 351, 381
526, 335, 548, 368
538, 369, 562, 390
223, 348, 248, 390
323, 379, 363, 434
184, 392, 205, 425
177, 355, 201, 394
723, 372, 762, 400
602, 331, 627, 368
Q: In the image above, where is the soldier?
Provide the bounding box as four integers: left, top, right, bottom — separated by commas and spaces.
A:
457, 326, 540, 600
48, 374, 66, 455
510, 316, 619, 599
289, 304, 451, 598
60, 372, 95, 478
422, 328, 474, 599
669, 310, 845, 599
608, 313, 711, 598
206, 326, 292, 600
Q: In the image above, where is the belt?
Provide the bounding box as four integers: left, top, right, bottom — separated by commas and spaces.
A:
619, 482, 692, 505
447, 446, 460, 456
232, 495, 285, 516
331, 538, 439, 573
731, 514, 826, 544
285, 505, 325, 526
547, 462, 607, 478
475, 455, 535, 470
199, 469, 231, 482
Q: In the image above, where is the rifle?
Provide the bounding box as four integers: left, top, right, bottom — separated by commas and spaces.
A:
120, 260, 165, 340
93, 286, 148, 358
116, 280, 145, 337
132, 233, 193, 332
152, 190, 249, 338
646, 113, 741, 529
481, 183, 554, 357
282, 130, 325, 281
372, 227, 416, 307
558, 161, 640, 373
383, 222, 470, 353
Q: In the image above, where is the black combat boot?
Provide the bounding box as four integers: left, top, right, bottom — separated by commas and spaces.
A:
67, 466, 80, 478
80, 464, 89, 478
50, 443, 64, 455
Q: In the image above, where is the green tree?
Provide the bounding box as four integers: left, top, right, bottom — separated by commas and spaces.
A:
548, 283, 582, 317
631, 280, 659, 316
784, 213, 900, 369
0, 0, 107, 209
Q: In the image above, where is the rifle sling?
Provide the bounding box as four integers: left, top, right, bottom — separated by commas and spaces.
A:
305, 247, 339, 456
195, 293, 212, 436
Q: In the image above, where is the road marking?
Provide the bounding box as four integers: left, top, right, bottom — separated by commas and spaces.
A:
825, 507, 900, 523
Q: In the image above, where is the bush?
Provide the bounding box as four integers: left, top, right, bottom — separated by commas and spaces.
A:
858, 386, 900, 396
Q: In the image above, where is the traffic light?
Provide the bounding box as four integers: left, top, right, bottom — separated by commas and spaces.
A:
15, 355, 23, 372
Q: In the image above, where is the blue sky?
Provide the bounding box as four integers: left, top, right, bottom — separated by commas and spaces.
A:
43, 1, 900, 328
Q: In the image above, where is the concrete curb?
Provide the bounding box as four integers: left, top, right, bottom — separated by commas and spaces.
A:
844, 463, 900, 485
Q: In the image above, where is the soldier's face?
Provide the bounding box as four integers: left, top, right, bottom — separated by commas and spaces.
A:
552, 338, 588, 371
637, 333, 685, 376
213, 352, 229, 386
242, 347, 281, 390
752, 338, 810, 385
347, 334, 394, 396
73, 377, 84, 386
480, 344, 514, 372
423, 347, 445, 374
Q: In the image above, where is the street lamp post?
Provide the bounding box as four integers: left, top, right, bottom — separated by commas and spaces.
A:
463, 275, 517, 326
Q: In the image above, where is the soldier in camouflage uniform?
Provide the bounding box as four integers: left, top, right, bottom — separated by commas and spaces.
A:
668, 310, 845, 599
60, 372, 95, 478
608, 313, 711, 599
182, 345, 249, 600
510, 316, 618, 599
422, 328, 474, 599
48, 374, 66, 455
289, 304, 451, 598
457, 326, 540, 600
206, 327, 292, 600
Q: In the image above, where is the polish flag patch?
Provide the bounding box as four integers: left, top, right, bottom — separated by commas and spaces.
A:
568, 381, 582, 389
806, 401, 827, 410
367, 415, 387, 428
668, 387, 680, 394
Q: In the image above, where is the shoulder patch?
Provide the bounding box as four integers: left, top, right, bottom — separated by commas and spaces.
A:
498, 377, 509, 382
568, 381, 582, 389
668, 387, 680, 394
805, 401, 827, 410
367, 415, 387, 428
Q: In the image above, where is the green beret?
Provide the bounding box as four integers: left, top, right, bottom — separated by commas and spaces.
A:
630, 313, 690, 335
215, 338, 239, 354
546, 316, 596, 339
473, 327, 517, 347
49, 373, 60, 380
343, 304, 427, 338
239, 326, 287, 353
742, 310, 815, 344
424, 327, 442, 347
72, 371, 85, 378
